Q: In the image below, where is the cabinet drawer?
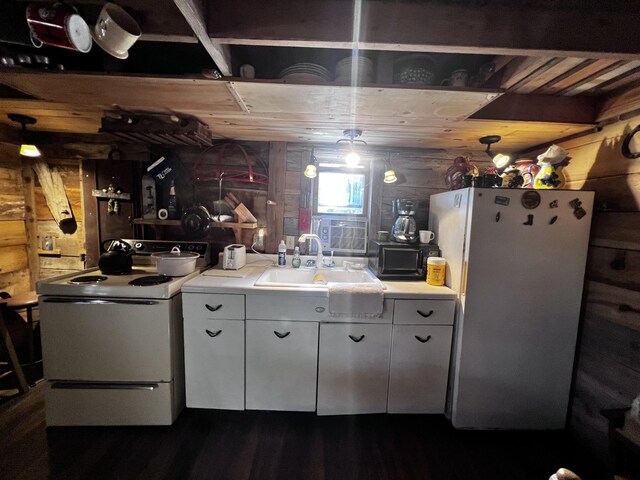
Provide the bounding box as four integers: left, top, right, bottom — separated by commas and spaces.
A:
246, 294, 393, 323
393, 299, 454, 325
182, 293, 245, 320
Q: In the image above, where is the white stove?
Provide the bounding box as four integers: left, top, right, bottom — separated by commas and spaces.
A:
36, 239, 211, 427
39, 266, 201, 299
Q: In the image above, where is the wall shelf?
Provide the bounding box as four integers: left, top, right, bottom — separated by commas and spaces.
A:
132, 218, 258, 243
92, 190, 131, 200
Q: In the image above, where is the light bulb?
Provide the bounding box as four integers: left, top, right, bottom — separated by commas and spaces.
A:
345, 150, 360, 167
383, 168, 397, 183
20, 144, 41, 157
304, 163, 317, 178
492, 153, 511, 169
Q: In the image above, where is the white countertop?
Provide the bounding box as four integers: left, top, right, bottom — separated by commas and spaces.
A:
182, 255, 456, 300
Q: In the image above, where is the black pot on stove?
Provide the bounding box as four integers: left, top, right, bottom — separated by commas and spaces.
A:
98, 239, 133, 275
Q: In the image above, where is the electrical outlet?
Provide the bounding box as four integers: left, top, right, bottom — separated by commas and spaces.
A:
285, 236, 296, 249
252, 228, 265, 251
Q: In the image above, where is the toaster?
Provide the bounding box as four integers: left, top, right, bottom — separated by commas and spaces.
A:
222, 244, 246, 270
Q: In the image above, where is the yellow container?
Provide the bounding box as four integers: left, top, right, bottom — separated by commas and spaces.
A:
426, 257, 446, 286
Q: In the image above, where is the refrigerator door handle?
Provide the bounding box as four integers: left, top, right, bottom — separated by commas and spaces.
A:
461, 260, 469, 296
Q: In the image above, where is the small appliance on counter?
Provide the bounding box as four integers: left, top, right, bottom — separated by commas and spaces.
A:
222, 244, 247, 270
368, 240, 440, 280
391, 199, 418, 243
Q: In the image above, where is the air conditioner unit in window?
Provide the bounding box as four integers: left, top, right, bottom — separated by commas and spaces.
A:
310, 215, 368, 255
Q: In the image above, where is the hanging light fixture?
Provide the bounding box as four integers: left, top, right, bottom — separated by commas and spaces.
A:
383, 155, 397, 183
303, 147, 318, 178
336, 129, 366, 167
8, 113, 41, 157
479, 135, 510, 170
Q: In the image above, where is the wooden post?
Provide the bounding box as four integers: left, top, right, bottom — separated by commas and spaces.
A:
80, 159, 99, 268
21, 158, 39, 289
266, 142, 286, 253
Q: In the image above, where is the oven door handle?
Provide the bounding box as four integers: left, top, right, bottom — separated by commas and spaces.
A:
42, 298, 160, 305
51, 382, 159, 390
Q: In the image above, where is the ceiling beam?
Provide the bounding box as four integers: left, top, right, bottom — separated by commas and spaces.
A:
471, 94, 597, 125
173, 0, 232, 76
207, 0, 640, 59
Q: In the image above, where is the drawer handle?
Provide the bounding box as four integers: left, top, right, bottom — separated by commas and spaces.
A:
315, 307, 325, 313
349, 334, 365, 343
415, 335, 431, 343
206, 329, 222, 338
205, 304, 223, 312
416, 309, 434, 318
274, 331, 291, 339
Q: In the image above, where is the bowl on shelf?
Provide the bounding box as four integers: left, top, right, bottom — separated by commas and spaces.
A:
394, 54, 436, 85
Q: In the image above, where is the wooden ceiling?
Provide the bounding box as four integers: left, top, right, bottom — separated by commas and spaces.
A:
1, 0, 640, 153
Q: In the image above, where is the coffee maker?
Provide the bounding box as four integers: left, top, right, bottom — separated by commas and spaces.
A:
391, 199, 418, 243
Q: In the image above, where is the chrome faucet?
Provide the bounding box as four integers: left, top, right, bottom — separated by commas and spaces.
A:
298, 233, 323, 268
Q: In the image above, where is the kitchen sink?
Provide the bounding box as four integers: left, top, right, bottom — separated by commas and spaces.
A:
254, 267, 383, 288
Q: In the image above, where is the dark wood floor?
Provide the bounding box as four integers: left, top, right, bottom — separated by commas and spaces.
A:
0, 383, 609, 480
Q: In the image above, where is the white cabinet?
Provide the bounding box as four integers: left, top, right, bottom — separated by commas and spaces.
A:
245, 320, 319, 411
387, 299, 455, 414
183, 318, 245, 410
317, 323, 392, 415
387, 325, 453, 413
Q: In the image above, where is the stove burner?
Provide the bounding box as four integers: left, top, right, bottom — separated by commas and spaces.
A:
128, 275, 172, 287
69, 275, 108, 284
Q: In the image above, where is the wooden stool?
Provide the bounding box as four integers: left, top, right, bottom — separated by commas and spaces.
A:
0, 299, 30, 394
0, 291, 39, 393
3, 292, 39, 365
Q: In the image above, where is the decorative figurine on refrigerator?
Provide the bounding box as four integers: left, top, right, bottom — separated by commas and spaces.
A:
534, 145, 570, 189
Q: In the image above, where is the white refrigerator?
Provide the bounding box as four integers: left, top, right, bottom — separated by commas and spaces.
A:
429, 187, 594, 429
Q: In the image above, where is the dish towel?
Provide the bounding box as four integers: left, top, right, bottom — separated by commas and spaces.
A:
328, 283, 384, 318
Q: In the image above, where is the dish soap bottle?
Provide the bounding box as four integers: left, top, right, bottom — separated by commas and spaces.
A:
167, 180, 179, 219
292, 246, 301, 268
278, 240, 287, 267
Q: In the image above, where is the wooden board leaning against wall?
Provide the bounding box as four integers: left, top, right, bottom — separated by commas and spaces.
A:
35, 158, 86, 280
548, 114, 640, 462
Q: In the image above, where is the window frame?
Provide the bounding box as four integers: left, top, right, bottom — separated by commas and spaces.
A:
312, 164, 370, 218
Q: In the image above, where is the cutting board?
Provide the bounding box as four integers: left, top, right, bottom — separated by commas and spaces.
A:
203, 266, 261, 278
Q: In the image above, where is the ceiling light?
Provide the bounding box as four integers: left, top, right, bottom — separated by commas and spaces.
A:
479, 135, 510, 170
336, 129, 366, 167
304, 148, 318, 178
8, 113, 41, 157
383, 157, 397, 183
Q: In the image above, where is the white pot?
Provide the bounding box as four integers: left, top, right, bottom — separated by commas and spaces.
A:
152, 246, 199, 276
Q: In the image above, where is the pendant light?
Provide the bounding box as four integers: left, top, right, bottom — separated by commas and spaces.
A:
383, 155, 397, 183
8, 113, 41, 157
479, 135, 510, 170
336, 129, 366, 167
303, 147, 318, 178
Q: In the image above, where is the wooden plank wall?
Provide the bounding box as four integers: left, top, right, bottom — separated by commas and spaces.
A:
283, 143, 491, 248
0, 142, 29, 295
553, 114, 640, 462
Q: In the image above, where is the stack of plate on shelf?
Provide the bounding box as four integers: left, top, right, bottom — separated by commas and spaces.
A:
335, 56, 375, 84
279, 63, 331, 83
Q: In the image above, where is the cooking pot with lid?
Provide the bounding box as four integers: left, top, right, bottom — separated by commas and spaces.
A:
98, 239, 133, 274
152, 246, 200, 276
